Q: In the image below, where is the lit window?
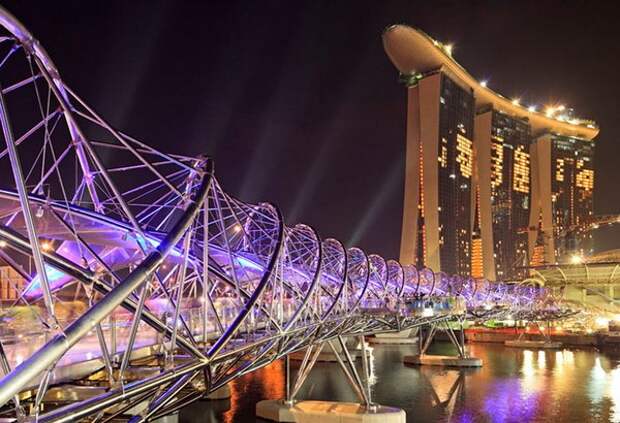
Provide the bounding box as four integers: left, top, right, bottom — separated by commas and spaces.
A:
513, 145, 530, 193
456, 134, 473, 178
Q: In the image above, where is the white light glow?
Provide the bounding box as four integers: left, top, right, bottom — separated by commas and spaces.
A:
596, 317, 610, 327
570, 254, 584, 265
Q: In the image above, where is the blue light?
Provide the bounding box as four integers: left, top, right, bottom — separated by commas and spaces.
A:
23, 264, 67, 299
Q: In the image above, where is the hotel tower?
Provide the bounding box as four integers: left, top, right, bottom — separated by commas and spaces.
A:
383, 25, 598, 280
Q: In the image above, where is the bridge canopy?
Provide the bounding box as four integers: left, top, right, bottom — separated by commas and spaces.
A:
527, 250, 620, 287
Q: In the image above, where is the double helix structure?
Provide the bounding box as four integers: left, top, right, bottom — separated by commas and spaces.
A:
0, 5, 576, 422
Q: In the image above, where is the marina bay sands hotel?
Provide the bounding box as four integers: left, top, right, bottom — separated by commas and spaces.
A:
383, 25, 599, 281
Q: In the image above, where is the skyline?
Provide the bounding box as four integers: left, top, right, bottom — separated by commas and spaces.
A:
5, 0, 620, 258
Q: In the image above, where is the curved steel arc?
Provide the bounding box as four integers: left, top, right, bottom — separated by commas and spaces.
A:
281, 225, 323, 332
319, 238, 349, 321
206, 204, 285, 359
0, 164, 213, 407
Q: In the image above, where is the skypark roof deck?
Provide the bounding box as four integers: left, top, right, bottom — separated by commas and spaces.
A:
382, 24, 599, 140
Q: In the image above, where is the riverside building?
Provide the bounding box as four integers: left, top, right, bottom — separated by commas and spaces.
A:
383, 25, 598, 279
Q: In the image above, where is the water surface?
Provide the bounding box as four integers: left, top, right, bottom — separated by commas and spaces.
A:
179, 342, 620, 422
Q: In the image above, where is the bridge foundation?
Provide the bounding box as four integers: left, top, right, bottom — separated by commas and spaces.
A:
257, 335, 405, 421
404, 318, 482, 368
403, 354, 482, 367
256, 400, 406, 422
505, 340, 562, 349
504, 321, 563, 349
368, 328, 419, 345
152, 413, 178, 423
206, 384, 232, 400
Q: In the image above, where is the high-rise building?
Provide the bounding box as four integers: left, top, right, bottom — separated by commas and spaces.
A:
383, 24, 598, 279
471, 187, 484, 278
475, 108, 532, 280
393, 70, 475, 276
529, 133, 595, 263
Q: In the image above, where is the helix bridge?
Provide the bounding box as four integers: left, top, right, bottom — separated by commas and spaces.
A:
0, 5, 577, 422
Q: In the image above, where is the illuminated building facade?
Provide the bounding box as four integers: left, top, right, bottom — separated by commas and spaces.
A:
529, 134, 595, 263
529, 220, 546, 267
397, 70, 474, 275
383, 24, 598, 279
475, 109, 531, 280
437, 74, 475, 275
471, 188, 484, 278
0, 266, 24, 301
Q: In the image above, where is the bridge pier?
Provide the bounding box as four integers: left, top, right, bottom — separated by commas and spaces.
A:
256, 400, 406, 422
404, 318, 482, 368
206, 384, 232, 400
289, 336, 370, 362
151, 413, 179, 423
504, 321, 563, 349
368, 328, 419, 345
256, 335, 406, 422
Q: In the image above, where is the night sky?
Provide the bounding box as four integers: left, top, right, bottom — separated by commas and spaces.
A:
5, 0, 620, 259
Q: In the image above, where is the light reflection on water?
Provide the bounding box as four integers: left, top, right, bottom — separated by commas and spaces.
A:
179, 342, 620, 422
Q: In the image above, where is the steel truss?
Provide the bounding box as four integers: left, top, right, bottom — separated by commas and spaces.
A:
0, 5, 577, 422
